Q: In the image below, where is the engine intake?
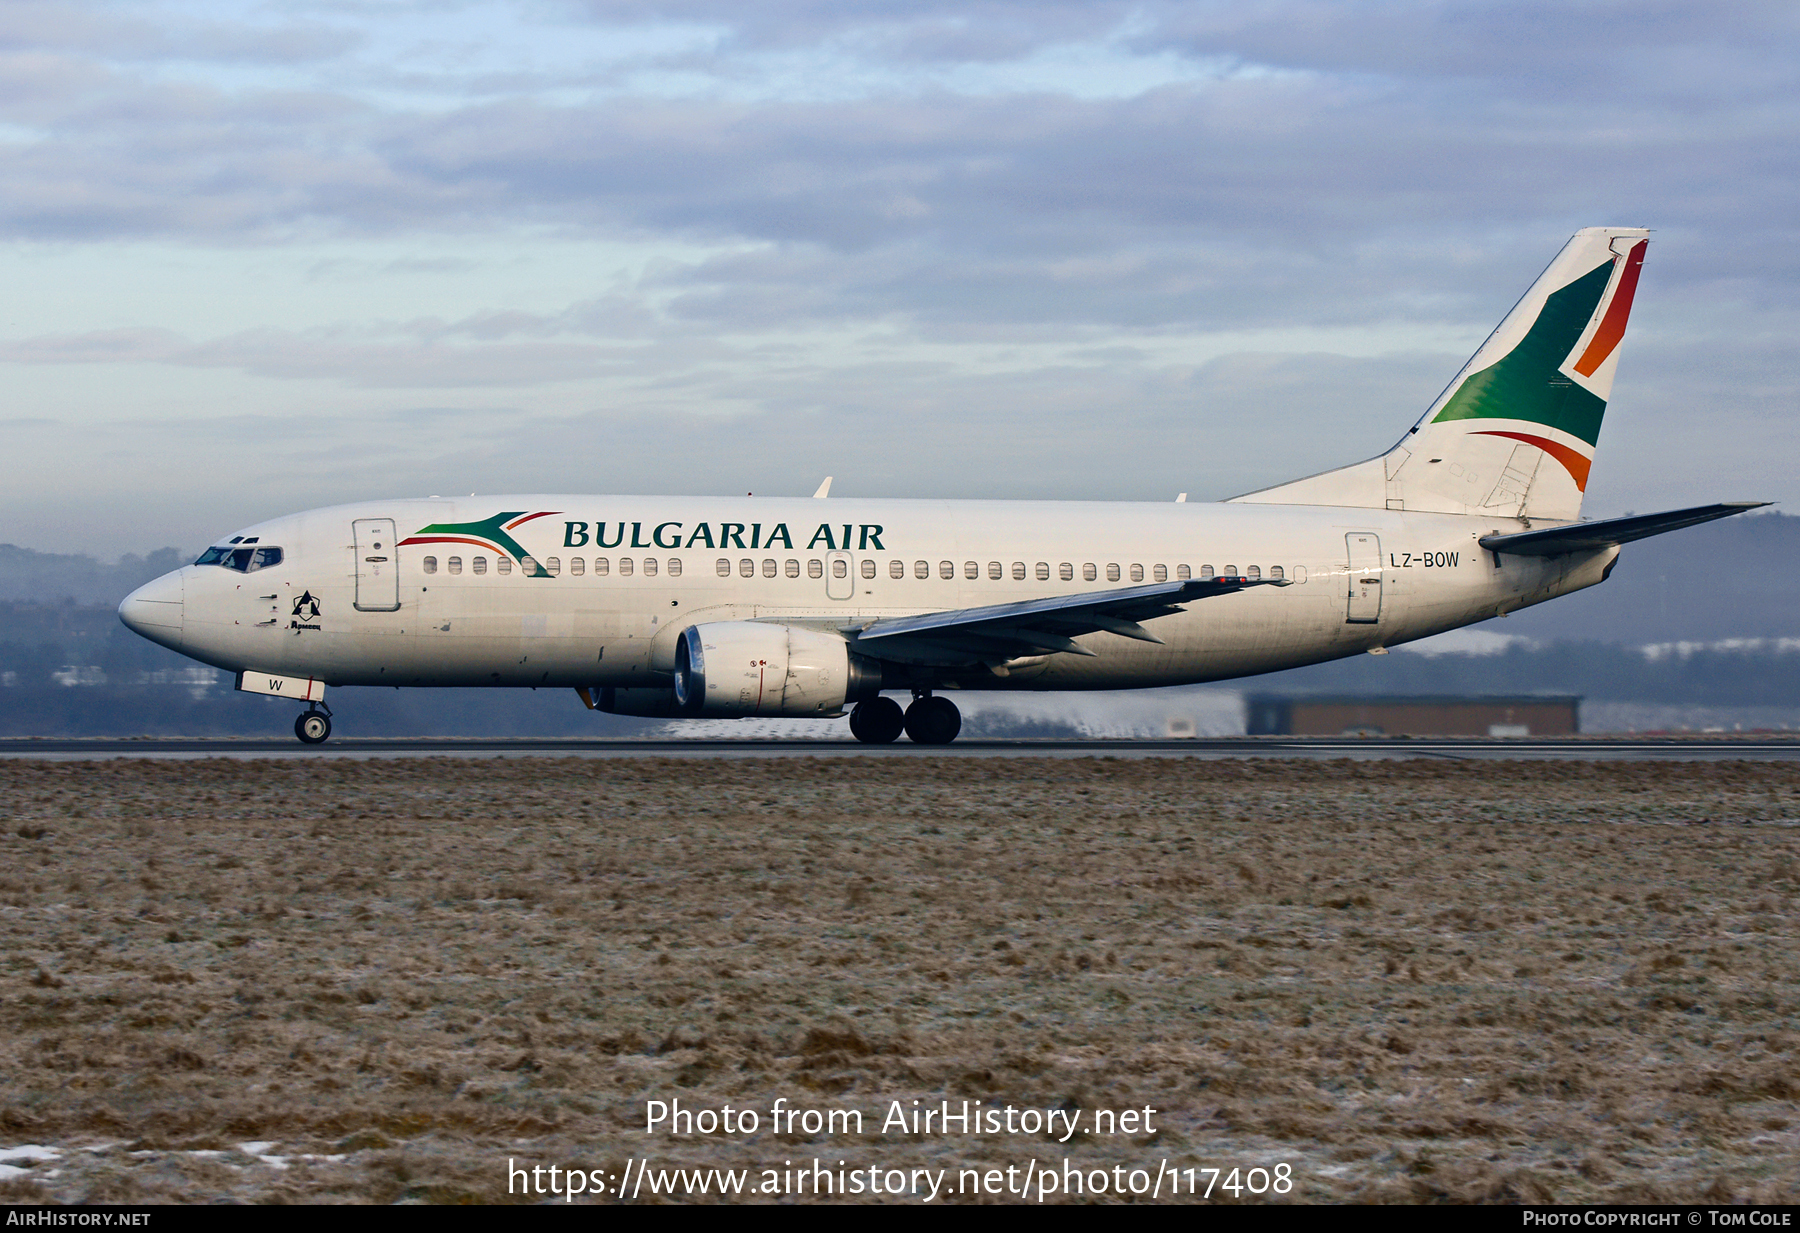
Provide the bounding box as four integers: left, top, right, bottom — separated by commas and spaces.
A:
673, 622, 880, 717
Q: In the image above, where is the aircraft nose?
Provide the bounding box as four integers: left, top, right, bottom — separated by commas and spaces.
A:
119, 570, 185, 646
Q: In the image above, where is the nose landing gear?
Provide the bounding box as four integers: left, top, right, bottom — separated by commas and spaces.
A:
294, 704, 333, 745
902, 692, 962, 745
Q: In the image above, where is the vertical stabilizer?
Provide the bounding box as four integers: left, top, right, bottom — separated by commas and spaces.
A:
1232, 227, 1650, 521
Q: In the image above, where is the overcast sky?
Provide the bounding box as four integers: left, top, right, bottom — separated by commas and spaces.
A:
3, 0, 1795, 557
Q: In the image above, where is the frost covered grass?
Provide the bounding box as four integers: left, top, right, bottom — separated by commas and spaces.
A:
0, 756, 1796, 1203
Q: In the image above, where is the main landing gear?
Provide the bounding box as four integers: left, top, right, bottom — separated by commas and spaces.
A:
294, 704, 333, 745
848, 693, 961, 745
848, 696, 904, 744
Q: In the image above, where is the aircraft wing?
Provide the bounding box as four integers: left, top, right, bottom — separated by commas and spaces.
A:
1479, 502, 1769, 557
844, 575, 1289, 666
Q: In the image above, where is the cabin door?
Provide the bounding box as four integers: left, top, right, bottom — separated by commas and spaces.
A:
353, 518, 401, 612
825, 551, 855, 600
1345, 533, 1383, 624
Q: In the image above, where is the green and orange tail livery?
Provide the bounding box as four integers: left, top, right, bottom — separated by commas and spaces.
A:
398, 510, 561, 576
1231, 227, 1650, 522
1394, 226, 1649, 520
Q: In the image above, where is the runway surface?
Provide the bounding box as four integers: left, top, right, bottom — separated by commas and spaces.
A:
7, 735, 1800, 760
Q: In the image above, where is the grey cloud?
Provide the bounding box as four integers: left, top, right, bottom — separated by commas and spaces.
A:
0, 1, 1790, 340
1136, 1, 1800, 91
0, 2, 358, 64
564, 0, 1135, 58
0, 304, 745, 388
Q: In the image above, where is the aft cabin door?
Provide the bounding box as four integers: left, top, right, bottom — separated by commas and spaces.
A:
353, 518, 401, 612
1345, 533, 1383, 624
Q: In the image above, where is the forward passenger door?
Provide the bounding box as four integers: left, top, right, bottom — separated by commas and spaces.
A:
353, 518, 401, 612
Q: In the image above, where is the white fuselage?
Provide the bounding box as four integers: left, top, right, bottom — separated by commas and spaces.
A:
120, 495, 1614, 693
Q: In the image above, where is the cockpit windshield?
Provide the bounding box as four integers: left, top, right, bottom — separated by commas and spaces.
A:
194, 546, 283, 572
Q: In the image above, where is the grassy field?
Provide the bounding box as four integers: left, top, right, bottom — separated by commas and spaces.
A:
1, 755, 1796, 1203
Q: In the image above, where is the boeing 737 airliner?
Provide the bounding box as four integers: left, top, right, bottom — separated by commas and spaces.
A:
119, 228, 1763, 744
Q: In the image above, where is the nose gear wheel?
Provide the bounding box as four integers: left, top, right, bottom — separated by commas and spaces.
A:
295, 710, 332, 745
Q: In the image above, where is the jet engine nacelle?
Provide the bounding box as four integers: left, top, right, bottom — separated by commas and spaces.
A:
595, 687, 688, 718
673, 622, 881, 717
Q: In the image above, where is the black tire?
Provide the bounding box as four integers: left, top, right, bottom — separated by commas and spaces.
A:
903, 696, 961, 745
295, 711, 332, 745
851, 697, 905, 744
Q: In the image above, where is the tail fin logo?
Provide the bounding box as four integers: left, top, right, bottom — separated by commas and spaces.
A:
1572, 239, 1646, 378
1470, 429, 1593, 491
1429, 233, 1648, 492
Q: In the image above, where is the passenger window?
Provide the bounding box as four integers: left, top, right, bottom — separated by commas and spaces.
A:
1012, 562, 1026, 580
1224, 565, 1237, 578
890, 560, 905, 579
717, 558, 731, 576
521, 556, 539, 574
643, 558, 658, 577
1200, 565, 1214, 580
809, 559, 823, 579
1035, 562, 1049, 581
1083, 563, 1097, 582
965, 561, 978, 579
545, 556, 561, 576
1176, 564, 1190, 580
862, 559, 876, 579
619, 558, 634, 576
668, 558, 682, 577
423, 556, 438, 574
447, 556, 462, 575
763, 559, 777, 577
1246, 565, 1260, 580
1130, 564, 1144, 582
988, 562, 1002, 580
1106, 563, 1120, 582
472, 556, 487, 575
594, 558, 609, 576
832, 558, 847, 578
1059, 563, 1073, 581
915, 560, 929, 579
496, 556, 512, 575
740, 559, 754, 577
940, 561, 954, 580
1270, 565, 1284, 580
786, 559, 800, 577
1153, 564, 1167, 582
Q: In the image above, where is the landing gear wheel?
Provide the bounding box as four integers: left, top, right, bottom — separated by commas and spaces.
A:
903, 695, 961, 745
849, 697, 905, 744
295, 710, 332, 745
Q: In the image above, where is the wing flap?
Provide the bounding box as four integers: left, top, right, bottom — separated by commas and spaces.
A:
846, 575, 1288, 666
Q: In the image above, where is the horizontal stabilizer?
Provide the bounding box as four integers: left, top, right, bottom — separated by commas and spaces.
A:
1479, 502, 1769, 557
